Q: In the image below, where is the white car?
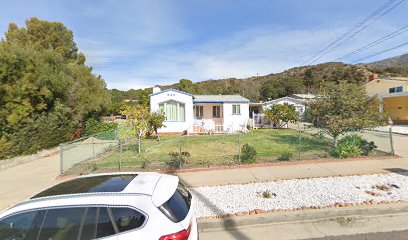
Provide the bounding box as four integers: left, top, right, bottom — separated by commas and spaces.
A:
0, 172, 198, 240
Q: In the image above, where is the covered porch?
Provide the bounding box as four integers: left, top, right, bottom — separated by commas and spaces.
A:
380, 91, 408, 124
191, 103, 224, 134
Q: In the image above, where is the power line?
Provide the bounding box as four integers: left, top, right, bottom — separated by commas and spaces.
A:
353, 41, 408, 63
301, 0, 404, 65
334, 24, 408, 61
308, 0, 405, 65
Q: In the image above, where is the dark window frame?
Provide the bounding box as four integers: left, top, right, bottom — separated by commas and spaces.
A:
212, 106, 221, 118
232, 104, 241, 115
194, 105, 204, 119
389, 86, 403, 93
0, 205, 148, 240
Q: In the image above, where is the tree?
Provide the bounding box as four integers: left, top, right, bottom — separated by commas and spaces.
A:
308, 82, 384, 146
120, 104, 150, 153
148, 112, 166, 140
260, 77, 305, 100
0, 18, 110, 159
5, 17, 80, 62
264, 103, 298, 128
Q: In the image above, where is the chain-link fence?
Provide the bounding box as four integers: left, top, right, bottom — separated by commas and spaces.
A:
60, 124, 395, 175
59, 130, 119, 174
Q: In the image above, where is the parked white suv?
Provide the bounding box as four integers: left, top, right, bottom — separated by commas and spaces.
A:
0, 172, 198, 240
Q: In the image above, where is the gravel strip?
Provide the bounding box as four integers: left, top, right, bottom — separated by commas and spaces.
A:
191, 172, 408, 218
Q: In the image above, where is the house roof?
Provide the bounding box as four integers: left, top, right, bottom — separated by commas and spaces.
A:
149, 88, 193, 97
292, 93, 317, 99
364, 77, 408, 86
263, 96, 307, 105
193, 95, 250, 103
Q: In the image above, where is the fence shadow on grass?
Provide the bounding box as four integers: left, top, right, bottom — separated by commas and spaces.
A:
176, 174, 252, 240
269, 133, 332, 152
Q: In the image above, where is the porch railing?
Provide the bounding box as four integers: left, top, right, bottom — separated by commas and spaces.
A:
190, 124, 224, 134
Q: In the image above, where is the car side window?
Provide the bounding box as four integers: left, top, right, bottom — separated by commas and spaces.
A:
110, 207, 146, 233
80, 207, 98, 240
0, 211, 38, 240
96, 207, 116, 238
38, 207, 85, 240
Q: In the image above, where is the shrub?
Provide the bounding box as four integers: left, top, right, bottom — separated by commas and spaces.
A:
241, 144, 257, 164
262, 190, 272, 198
167, 151, 191, 169
83, 117, 117, 137
278, 151, 293, 161
333, 135, 376, 158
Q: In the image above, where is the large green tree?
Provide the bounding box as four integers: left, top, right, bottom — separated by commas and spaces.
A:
308, 82, 384, 145
0, 18, 110, 159
260, 77, 305, 101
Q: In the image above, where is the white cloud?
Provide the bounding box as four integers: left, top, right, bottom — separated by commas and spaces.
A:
87, 17, 401, 90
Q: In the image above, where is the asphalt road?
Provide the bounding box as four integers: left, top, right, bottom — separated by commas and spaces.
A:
309, 230, 408, 240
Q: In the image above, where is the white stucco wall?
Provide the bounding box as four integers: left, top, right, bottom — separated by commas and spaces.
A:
150, 90, 194, 133
222, 103, 250, 132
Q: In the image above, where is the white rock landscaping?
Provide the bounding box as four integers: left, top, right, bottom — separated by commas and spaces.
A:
191, 172, 408, 218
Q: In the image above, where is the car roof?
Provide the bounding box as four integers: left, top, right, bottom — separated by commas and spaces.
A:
1, 172, 178, 217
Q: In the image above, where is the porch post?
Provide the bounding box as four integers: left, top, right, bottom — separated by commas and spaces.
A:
379, 96, 384, 113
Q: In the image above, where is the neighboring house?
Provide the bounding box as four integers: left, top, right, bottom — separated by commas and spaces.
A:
262, 96, 307, 116
364, 76, 408, 124
149, 87, 250, 134
291, 93, 318, 103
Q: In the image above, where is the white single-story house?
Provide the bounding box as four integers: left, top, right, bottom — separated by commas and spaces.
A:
262, 96, 307, 115
149, 87, 250, 134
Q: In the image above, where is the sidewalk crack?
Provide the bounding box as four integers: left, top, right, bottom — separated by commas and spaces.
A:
247, 169, 259, 181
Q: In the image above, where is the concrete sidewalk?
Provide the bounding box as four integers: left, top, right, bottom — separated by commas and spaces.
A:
176, 157, 408, 187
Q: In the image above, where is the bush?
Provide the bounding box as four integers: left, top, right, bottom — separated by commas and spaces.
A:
241, 144, 257, 164
167, 151, 191, 169
333, 135, 377, 158
83, 117, 117, 137
278, 151, 293, 161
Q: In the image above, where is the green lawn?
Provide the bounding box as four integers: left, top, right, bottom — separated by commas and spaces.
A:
72, 129, 332, 173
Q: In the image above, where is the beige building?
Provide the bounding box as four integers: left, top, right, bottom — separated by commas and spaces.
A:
364, 77, 408, 124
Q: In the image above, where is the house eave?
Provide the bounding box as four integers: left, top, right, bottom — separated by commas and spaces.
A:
149, 88, 193, 97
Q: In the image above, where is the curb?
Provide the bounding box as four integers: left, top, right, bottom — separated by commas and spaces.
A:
197, 202, 408, 230
161, 155, 400, 174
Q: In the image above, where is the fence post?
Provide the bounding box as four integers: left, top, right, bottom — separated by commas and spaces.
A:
92, 137, 95, 158
119, 140, 123, 171
179, 135, 183, 169
389, 127, 395, 155
60, 144, 64, 175
298, 118, 301, 161
238, 133, 241, 163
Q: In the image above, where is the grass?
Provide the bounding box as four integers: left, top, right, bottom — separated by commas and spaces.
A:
67, 129, 333, 174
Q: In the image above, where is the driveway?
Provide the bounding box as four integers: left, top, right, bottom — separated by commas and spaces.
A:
0, 153, 61, 211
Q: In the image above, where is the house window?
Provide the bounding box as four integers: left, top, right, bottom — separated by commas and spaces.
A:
389, 86, 403, 93
159, 101, 185, 122
232, 105, 241, 115
194, 105, 203, 119
212, 106, 221, 118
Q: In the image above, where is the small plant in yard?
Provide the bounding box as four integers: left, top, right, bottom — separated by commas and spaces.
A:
241, 144, 257, 164
332, 135, 377, 158
257, 190, 276, 199
278, 151, 293, 161
168, 151, 191, 169
141, 159, 149, 169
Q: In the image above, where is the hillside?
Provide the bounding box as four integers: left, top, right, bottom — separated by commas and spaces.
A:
368, 53, 408, 67
161, 62, 375, 101
111, 61, 408, 107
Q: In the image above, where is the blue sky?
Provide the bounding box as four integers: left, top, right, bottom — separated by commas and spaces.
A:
1, 0, 407, 90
